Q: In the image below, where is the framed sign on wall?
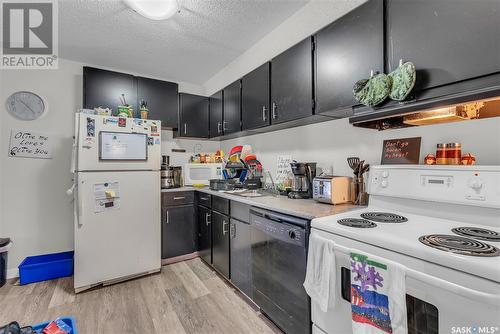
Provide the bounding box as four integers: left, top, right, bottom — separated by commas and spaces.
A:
8, 130, 52, 159
381, 137, 421, 164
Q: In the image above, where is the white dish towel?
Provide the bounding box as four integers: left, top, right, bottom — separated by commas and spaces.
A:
350, 249, 407, 334
303, 232, 336, 312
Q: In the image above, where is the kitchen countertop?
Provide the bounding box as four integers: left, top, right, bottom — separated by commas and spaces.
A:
161, 187, 363, 220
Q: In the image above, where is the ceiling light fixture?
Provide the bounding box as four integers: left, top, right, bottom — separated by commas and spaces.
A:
124, 0, 179, 20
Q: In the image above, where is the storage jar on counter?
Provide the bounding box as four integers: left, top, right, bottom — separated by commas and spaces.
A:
446, 143, 462, 165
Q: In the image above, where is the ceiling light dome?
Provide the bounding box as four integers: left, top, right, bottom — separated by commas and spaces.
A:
124, 0, 179, 20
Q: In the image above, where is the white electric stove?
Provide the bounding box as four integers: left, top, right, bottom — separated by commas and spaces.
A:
310, 165, 500, 334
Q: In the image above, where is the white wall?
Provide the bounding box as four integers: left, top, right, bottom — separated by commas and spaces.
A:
161, 130, 220, 167
204, 0, 366, 95
221, 117, 500, 181
0, 59, 211, 277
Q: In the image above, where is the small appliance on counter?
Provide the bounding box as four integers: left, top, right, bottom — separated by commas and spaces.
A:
209, 179, 237, 191
288, 162, 316, 199
312, 176, 352, 204
184, 162, 224, 186
161, 156, 182, 189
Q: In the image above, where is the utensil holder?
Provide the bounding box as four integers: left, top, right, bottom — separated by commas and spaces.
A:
354, 177, 369, 205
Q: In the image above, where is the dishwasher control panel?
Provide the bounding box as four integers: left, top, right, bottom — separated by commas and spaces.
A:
250, 213, 306, 247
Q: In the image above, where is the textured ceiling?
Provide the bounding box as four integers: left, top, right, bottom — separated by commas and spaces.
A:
59, 0, 309, 85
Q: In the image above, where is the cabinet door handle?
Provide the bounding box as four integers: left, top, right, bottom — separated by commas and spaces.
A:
223, 121, 227, 131
272, 102, 277, 120
166, 210, 169, 224
262, 106, 267, 122
205, 213, 211, 226
184, 123, 187, 135
217, 122, 222, 134
222, 220, 229, 235
173, 196, 185, 200
230, 223, 236, 239
200, 196, 209, 201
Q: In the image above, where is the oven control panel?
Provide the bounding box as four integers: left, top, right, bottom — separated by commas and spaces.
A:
369, 165, 500, 208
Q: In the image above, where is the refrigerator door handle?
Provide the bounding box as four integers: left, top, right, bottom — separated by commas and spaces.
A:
77, 180, 84, 226
70, 113, 79, 174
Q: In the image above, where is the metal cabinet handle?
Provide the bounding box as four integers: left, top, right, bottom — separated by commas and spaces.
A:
173, 196, 185, 200
222, 220, 229, 235
262, 106, 267, 122
223, 121, 227, 131
166, 210, 169, 224
272, 102, 277, 120
217, 122, 222, 134
205, 213, 211, 226
200, 196, 209, 201
184, 123, 187, 135
230, 223, 236, 239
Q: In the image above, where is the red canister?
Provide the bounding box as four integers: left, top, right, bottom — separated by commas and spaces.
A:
446, 143, 462, 165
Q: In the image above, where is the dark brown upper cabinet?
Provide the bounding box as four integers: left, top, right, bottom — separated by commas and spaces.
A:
386, 0, 500, 93
179, 93, 209, 138
209, 90, 224, 138
271, 37, 314, 124
223, 80, 242, 135
315, 0, 384, 118
241, 62, 271, 130
137, 77, 179, 129
83, 67, 137, 115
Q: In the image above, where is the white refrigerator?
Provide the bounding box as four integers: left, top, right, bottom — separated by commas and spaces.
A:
71, 113, 161, 293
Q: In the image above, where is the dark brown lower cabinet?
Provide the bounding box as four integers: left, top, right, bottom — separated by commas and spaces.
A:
211, 211, 230, 279
197, 205, 212, 264
161, 205, 196, 259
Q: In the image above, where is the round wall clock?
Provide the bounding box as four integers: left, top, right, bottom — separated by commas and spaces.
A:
5, 91, 46, 120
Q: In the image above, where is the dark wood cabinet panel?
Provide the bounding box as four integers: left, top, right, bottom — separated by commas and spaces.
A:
195, 192, 211, 209
179, 93, 209, 138
315, 0, 384, 118
230, 219, 252, 298
197, 205, 212, 264
212, 196, 229, 216
212, 211, 230, 279
242, 62, 271, 130
137, 77, 178, 129
209, 90, 224, 138
271, 37, 314, 124
386, 0, 500, 92
223, 80, 242, 135
161, 205, 196, 259
83, 67, 137, 115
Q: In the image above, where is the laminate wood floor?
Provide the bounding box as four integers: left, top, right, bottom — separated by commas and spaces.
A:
0, 258, 281, 334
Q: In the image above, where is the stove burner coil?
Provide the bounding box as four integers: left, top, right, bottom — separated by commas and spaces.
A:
419, 234, 500, 257
451, 227, 500, 242
337, 218, 377, 228
360, 212, 408, 223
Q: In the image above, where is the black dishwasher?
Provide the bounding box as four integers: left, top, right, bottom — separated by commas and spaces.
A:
250, 207, 310, 334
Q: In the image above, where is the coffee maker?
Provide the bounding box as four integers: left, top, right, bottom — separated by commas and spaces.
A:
288, 162, 317, 199
161, 155, 182, 189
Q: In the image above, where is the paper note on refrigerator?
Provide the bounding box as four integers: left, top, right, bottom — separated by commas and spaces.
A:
94, 182, 120, 213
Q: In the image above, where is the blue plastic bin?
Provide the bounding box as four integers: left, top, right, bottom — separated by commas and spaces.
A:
18, 251, 74, 285
32, 317, 77, 334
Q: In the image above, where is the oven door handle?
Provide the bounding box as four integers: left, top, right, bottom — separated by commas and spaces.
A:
334, 243, 500, 306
